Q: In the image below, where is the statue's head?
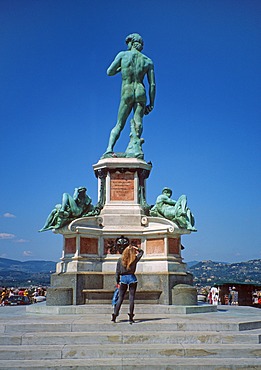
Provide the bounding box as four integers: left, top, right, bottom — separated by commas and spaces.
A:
125, 33, 144, 51
77, 187, 87, 197
162, 187, 172, 196
78, 187, 87, 193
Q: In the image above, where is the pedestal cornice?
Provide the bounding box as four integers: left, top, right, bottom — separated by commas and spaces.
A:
93, 157, 152, 172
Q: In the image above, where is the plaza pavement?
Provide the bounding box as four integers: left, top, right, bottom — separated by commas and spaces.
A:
0, 303, 260, 369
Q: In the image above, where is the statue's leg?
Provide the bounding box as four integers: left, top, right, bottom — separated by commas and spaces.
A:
187, 209, 195, 227
39, 209, 57, 231
177, 195, 187, 213
133, 102, 145, 138
177, 195, 196, 230
60, 193, 78, 215
60, 193, 70, 212
105, 99, 133, 153
133, 85, 146, 138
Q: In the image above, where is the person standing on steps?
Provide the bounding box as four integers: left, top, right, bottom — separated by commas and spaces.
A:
111, 245, 144, 324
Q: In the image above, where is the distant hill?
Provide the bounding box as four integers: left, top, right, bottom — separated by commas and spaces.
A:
186, 261, 199, 268
1, 257, 261, 288
0, 257, 56, 273
188, 259, 261, 286
0, 258, 56, 287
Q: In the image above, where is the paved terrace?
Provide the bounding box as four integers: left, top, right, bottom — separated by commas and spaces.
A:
0, 303, 260, 369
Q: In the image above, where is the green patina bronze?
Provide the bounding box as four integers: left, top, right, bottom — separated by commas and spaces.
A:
39, 187, 96, 232
150, 187, 196, 231
102, 33, 156, 159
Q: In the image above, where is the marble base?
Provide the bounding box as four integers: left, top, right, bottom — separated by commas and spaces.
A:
48, 158, 195, 306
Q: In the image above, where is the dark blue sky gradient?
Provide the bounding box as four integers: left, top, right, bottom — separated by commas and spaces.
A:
0, 0, 260, 263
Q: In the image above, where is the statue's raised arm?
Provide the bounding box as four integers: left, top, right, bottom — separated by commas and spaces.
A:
102, 33, 156, 159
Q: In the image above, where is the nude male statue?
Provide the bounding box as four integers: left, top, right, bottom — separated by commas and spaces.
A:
39, 187, 94, 232
150, 187, 196, 231
103, 33, 156, 156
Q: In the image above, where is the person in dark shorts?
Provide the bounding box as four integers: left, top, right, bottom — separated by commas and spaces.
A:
112, 245, 144, 324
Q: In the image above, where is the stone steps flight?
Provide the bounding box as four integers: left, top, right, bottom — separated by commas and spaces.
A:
0, 304, 261, 369
1, 329, 261, 345
0, 342, 261, 360
1, 357, 261, 369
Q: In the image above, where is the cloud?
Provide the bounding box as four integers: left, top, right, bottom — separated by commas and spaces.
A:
23, 250, 33, 256
14, 239, 30, 243
0, 233, 15, 240
3, 213, 16, 218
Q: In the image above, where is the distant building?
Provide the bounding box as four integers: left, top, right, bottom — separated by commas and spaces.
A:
213, 282, 261, 306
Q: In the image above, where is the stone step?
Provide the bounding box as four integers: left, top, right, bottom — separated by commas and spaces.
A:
0, 357, 261, 369
26, 302, 217, 315
0, 343, 261, 360
3, 316, 261, 333
2, 357, 261, 370
0, 329, 261, 346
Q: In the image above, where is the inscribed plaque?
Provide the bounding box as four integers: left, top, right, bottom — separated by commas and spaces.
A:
110, 172, 134, 201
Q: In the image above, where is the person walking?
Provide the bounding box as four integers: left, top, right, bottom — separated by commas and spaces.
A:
112, 245, 144, 324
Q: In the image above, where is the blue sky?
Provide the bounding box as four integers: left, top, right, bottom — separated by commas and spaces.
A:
0, 0, 260, 263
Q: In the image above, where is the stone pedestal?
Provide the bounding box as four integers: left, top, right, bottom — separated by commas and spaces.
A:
172, 284, 197, 305
48, 158, 194, 306
46, 287, 73, 306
